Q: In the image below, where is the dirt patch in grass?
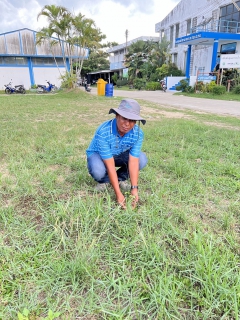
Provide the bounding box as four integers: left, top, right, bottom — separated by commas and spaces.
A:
0, 162, 11, 179
142, 105, 240, 130
203, 121, 240, 131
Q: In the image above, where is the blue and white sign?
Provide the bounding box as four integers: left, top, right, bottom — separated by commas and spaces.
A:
176, 33, 202, 44
197, 75, 216, 81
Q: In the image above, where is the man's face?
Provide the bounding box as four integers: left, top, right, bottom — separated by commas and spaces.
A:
116, 114, 136, 136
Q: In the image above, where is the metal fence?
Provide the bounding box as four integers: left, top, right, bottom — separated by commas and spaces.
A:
191, 19, 240, 34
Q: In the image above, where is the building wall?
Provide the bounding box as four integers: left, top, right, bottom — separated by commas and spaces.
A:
108, 36, 159, 72
0, 67, 30, 89
155, 0, 238, 75
33, 67, 65, 88
0, 64, 66, 90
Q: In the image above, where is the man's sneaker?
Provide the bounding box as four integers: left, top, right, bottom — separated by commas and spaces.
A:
94, 183, 109, 192
119, 180, 130, 191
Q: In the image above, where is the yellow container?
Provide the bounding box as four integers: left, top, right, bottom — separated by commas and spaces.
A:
97, 78, 107, 96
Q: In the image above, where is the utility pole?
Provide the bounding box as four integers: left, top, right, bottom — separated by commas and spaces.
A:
125, 29, 129, 55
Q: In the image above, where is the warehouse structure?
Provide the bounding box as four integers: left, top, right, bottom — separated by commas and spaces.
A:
0, 28, 89, 90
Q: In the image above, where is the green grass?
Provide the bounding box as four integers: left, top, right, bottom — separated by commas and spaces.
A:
0, 90, 240, 319
174, 90, 240, 101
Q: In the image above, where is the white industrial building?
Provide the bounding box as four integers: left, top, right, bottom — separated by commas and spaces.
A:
0, 28, 89, 90
156, 0, 240, 77
107, 36, 159, 78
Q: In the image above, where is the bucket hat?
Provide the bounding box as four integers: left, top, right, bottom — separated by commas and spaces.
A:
109, 99, 146, 125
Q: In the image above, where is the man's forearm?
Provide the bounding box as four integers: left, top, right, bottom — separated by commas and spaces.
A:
128, 155, 139, 186
103, 158, 121, 195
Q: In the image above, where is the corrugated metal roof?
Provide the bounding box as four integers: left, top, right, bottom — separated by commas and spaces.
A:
0, 28, 89, 59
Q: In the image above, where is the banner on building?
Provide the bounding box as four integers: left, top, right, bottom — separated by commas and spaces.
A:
123, 68, 128, 78
220, 54, 240, 69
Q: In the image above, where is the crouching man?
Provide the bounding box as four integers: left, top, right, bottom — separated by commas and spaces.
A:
86, 99, 147, 209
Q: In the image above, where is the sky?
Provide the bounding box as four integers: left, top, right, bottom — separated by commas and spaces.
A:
0, 0, 180, 44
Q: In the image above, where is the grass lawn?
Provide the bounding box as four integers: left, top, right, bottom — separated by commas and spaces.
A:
173, 90, 240, 101
0, 89, 239, 319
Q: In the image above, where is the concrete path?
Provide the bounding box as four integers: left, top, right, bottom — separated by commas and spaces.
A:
85, 87, 240, 118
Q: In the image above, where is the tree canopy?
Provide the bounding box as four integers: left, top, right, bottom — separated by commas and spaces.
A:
37, 4, 107, 87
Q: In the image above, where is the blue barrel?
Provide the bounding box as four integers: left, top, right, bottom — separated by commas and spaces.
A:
105, 83, 113, 97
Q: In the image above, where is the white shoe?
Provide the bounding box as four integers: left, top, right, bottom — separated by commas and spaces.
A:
94, 183, 109, 192
119, 180, 130, 191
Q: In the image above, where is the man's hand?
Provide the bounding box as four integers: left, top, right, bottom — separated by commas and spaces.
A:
130, 188, 139, 209
117, 193, 126, 209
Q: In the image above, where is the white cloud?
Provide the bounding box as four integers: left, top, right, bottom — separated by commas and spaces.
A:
0, 0, 180, 44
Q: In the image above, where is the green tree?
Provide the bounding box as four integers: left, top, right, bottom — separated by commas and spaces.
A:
156, 63, 169, 79
124, 40, 152, 83
149, 37, 171, 68
37, 5, 106, 88
37, 5, 71, 72
36, 27, 65, 77
81, 50, 109, 76
71, 13, 106, 77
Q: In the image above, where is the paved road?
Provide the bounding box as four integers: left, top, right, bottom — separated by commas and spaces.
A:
86, 87, 240, 118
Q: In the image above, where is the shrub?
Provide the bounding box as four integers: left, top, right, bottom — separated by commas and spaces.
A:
133, 78, 146, 90
60, 73, 77, 89
212, 85, 226, 95
195, 81, 204, 92
206, 80, 217, 93
145, 82, 161, 91
116, 78, 128, 87
112, 73, 118, 85
186, 86, 195, 93
175, 79, 190, 92
233, 84, 240, 94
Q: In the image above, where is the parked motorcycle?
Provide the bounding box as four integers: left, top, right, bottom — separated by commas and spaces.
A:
84, 82, 91, 92
160, 79, 167, 92
4, 81, 26, 94
36, 81, 57, 93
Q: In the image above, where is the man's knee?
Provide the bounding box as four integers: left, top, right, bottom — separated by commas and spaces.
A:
139, 152, 148, 170
87, 153, 106, 181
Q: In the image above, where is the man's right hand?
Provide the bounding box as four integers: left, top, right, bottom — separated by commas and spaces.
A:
103, 158, 127, 209
117, 193, 126, 209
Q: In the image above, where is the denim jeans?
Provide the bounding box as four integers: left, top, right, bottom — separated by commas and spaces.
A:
87, 151, 148, 183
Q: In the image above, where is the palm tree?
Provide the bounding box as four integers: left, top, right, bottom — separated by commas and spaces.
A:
37, 4, 106, 87
124, 40, 152, 81
35, 27, 62, 76
72, 13, 106, 77
37, 5, 71, 71
150, 37, 170, 68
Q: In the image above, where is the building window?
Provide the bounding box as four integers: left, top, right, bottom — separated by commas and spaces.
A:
173, 53, 178, 65
15, 57, 28, 65
219, 1, 240, 33
170, 26, 174, 48
192, 17, 198, 32
32, 57, 64, 66
198, 67, 205, 75
186, 19, 191, 35
2, 57, 28, 65
161, 29, 165, 39
175, 23, 179, 47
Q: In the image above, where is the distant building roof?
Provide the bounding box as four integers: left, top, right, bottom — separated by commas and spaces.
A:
107, 36, 159, 53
